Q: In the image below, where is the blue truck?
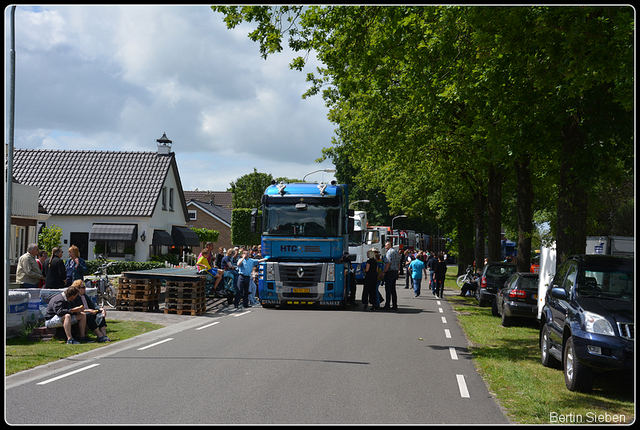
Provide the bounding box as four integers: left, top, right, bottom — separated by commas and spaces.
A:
251, 181, 354, 308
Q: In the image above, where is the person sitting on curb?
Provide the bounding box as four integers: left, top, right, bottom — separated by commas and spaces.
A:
69, 279, 110, 342
43, 284, 87, 344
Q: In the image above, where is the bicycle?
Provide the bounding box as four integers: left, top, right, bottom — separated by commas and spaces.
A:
87, 256, 117, 308
457, 265, 478, 288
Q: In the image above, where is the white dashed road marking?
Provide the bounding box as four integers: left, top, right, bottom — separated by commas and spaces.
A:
457, 374, 470, 398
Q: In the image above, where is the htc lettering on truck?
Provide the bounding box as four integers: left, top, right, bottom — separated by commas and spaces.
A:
251, 181, 355, 308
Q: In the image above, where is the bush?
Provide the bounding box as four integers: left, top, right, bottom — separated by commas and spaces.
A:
86, 259, 165, 276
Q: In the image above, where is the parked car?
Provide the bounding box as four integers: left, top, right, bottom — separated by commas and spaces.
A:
492, 272, 539, 326
539, 255, 634, 392
475, 262, 517, 307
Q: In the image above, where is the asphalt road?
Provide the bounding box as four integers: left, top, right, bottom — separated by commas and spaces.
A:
6, 281, 509, 424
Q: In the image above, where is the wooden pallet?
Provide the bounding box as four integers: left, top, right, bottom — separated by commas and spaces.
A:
116, 299, 160, 312
165, 279, 205, 289
163, 306, 205, 316
119, 276, 162, 286
117, 291, 161, 301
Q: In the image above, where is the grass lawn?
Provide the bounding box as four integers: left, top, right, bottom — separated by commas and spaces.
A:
6, 320, 163, 376
444, 266, 634, 424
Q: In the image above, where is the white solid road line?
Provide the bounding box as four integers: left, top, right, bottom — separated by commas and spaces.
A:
196, 321, 220, 331
137, 338, 173, 351
36, 363, 100, 385
457, 374, 471, 398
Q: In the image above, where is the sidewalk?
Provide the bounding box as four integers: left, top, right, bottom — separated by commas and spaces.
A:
104, 295, 235, 326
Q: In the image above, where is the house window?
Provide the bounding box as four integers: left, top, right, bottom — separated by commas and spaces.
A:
95, 241, 136, 257
162, 187, 167, 210
169, 188, 174, 211
188, 210, 197, 220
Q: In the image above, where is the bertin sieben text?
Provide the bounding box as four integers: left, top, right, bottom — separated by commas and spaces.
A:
549, 411, 626, 424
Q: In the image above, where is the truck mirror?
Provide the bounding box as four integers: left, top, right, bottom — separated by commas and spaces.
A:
348, 217, 355, 234
250, 208, 260, 234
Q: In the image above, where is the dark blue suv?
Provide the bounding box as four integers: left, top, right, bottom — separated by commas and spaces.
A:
540, 255, 634, 392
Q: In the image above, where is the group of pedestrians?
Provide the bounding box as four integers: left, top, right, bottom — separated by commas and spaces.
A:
16, 243, 109, 344
16, 243, 88, 290
360, 241, 449, 311
196, 242, 265, 309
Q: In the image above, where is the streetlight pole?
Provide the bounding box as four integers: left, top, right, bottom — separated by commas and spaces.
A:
391, 215, 407, 231
303, 168, 336, 182
349, 199, 370, 208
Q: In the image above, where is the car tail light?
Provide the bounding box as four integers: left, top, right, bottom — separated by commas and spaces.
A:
509, 289, 527, 299
481, 276, 487, 288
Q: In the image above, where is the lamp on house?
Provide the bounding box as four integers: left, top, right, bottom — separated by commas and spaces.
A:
140, 231, 146, 242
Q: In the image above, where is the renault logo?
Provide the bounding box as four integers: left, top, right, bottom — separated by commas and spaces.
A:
297, 267, 305, 278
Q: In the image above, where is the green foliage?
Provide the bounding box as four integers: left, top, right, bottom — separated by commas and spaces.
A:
212, 6, 634, 263
191, 228, 220, 245
231, 208, 261, 246
37, 225, 62, 254
228, 168, 274, 209
86, 259, 165, 275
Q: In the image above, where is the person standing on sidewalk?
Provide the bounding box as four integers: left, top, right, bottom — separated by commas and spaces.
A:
16, 243, 45, 288
382, 240, 401, 310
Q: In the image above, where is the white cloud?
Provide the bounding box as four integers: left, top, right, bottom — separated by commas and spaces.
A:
6, 5, 336, 191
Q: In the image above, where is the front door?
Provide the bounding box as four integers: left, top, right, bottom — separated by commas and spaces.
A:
70, 232, 90, 260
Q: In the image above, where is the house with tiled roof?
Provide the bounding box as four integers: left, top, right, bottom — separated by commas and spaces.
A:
12, 134, 200, 262
185, 199, 233, 253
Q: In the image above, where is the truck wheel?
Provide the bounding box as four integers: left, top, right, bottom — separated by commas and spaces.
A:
563, 336, 593, 392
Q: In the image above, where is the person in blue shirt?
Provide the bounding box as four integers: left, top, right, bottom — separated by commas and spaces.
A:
235, 250, 266, 309
408, 251, 428, 297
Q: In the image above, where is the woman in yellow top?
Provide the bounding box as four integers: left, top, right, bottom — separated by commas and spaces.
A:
197, 248, 224, 292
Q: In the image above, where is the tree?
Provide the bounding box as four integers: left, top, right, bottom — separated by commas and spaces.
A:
37, 225, 62, 255
213, 6, 634, 270
228, 168, 274, 209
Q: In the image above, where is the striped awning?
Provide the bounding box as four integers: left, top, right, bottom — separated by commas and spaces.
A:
90, 224, 138, 242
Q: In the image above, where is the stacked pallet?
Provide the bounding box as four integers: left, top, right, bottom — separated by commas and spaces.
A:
164, 277, 206, 315
117, 276, 161, 312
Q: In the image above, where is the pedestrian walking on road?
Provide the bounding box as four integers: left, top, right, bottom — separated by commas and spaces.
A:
409, 251, 427, 297
434, 253, 447, 298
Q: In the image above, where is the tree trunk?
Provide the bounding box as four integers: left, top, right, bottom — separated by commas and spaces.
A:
487, 165, 503, 262
514, 156, 533, 272
457, 204, 475, 275
556, 115, 589, 267
474, 187, 486, 268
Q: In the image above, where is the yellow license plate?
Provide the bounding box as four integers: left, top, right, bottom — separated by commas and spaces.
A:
533, 294, 538, 299
292, 288, 309, 293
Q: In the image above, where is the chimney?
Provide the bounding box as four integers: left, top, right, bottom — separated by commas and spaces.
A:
156, 132, 172, 154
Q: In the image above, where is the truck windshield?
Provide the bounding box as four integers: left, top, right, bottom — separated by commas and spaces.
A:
263, 197, 343, 237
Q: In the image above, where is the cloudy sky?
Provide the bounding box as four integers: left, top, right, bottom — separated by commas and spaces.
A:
5, 5, 338, 191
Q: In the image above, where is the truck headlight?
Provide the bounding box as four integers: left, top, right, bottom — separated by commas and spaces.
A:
266, 263, 275, 281
584, 311, 615, 336
326, 264, 335, 282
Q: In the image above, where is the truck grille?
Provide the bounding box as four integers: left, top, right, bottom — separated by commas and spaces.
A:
279, 264, 323, 288
617, 322, 634, 340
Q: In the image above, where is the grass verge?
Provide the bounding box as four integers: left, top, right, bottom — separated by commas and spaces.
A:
5, 320, 163, 376
444, 266, 634, 424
